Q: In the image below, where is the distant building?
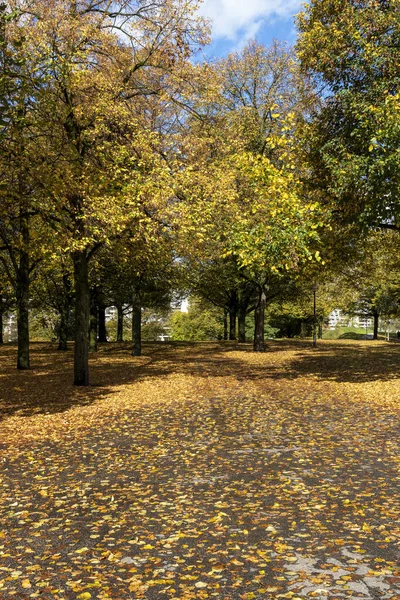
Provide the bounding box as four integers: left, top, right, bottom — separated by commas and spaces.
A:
327, 309, 373, 329
327, 309, 345, 328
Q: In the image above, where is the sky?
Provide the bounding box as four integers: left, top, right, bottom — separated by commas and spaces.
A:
198, 0, 303, 58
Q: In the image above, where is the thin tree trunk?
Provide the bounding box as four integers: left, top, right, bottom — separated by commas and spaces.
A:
58, 305, 69, 351
0, 311, 3, 345
16, 213, 30, 369
229, 308, 237, 340
98, 304, 107, 342
58, 274, 71, 351
238, 306, 247, 343
89, 297, 98, 352
223, 309, 228, 341
132, 287, 141, 357
373, 311, 379, 340
253, 285, 267, 352
117, 304, 124, 342
73, 251, 90, 386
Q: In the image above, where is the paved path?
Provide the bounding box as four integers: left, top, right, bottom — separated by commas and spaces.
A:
0, 341, 399, 599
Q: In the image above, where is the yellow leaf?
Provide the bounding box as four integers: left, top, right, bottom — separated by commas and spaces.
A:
77, 594, 92, 600
21, 579, 31, 589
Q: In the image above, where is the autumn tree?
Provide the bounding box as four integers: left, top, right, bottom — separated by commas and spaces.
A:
182, 257, 258, 342
15, 0, 207, 384
177, 43, 325, 351
97, 211, 177, 356
0, 3, 49, 369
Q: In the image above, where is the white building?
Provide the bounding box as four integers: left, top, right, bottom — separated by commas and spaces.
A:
327, 309, 373, 329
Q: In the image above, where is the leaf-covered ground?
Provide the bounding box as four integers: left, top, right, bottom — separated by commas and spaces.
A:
0, 340, 399, 600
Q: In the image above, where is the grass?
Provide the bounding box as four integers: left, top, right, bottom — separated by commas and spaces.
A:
322, 326, 376, 340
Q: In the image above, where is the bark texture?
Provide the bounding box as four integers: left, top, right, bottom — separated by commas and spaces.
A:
16, 219, 30, 370
373, 311, 379, 340
253, 285, 267, 352
98, 304, 107, 342
73, 251, 90, 386
89, 297, 98, 352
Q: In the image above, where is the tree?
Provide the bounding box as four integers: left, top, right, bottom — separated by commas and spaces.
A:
30, 256, 74, 351
182, 257, 258, 342
330, 230, 400, 338
15, 0, 207, 384
297, 0, 400, 230
0, 3, 48, 369
97, 211, 177, 356
176, 41, 325, 351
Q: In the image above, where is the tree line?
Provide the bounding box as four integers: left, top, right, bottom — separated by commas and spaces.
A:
1, 0, 400, 385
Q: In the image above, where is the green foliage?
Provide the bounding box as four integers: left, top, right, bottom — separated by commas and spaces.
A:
261, 321, 280, 340
141, 320, 169, 342
29, 309, 58, 342
169, 301, 224, 341
141, 308, 171, 341
297, 0, 400, 228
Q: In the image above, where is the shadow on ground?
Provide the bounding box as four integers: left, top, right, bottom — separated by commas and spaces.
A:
0, 339, 399, 423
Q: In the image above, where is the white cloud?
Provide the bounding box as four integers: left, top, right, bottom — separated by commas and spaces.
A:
199, 0, 301, 43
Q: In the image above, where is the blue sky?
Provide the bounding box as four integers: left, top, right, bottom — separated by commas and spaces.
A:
198, 0, 303, 58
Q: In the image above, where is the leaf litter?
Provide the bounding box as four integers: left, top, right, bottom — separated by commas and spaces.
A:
0, 340, 399, 599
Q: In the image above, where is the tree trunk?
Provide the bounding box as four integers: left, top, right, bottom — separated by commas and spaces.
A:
58, 305, 69, 351
0, 312, 4, 344
373, 311, 379, 340
89, 297, 98, 352
132, 288, 141, 357
73, 251, 90, 386
318, 322, 323, 339
98, 304, 107, 342
238, 306, 247, 343
223, 309, 228, 341
16, 220, 30, 370
117, 304, 124, 342
228, 291, 238, 341
253, 285, 267, 352
58, 274, 71, 351
229, 308, 237, 340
